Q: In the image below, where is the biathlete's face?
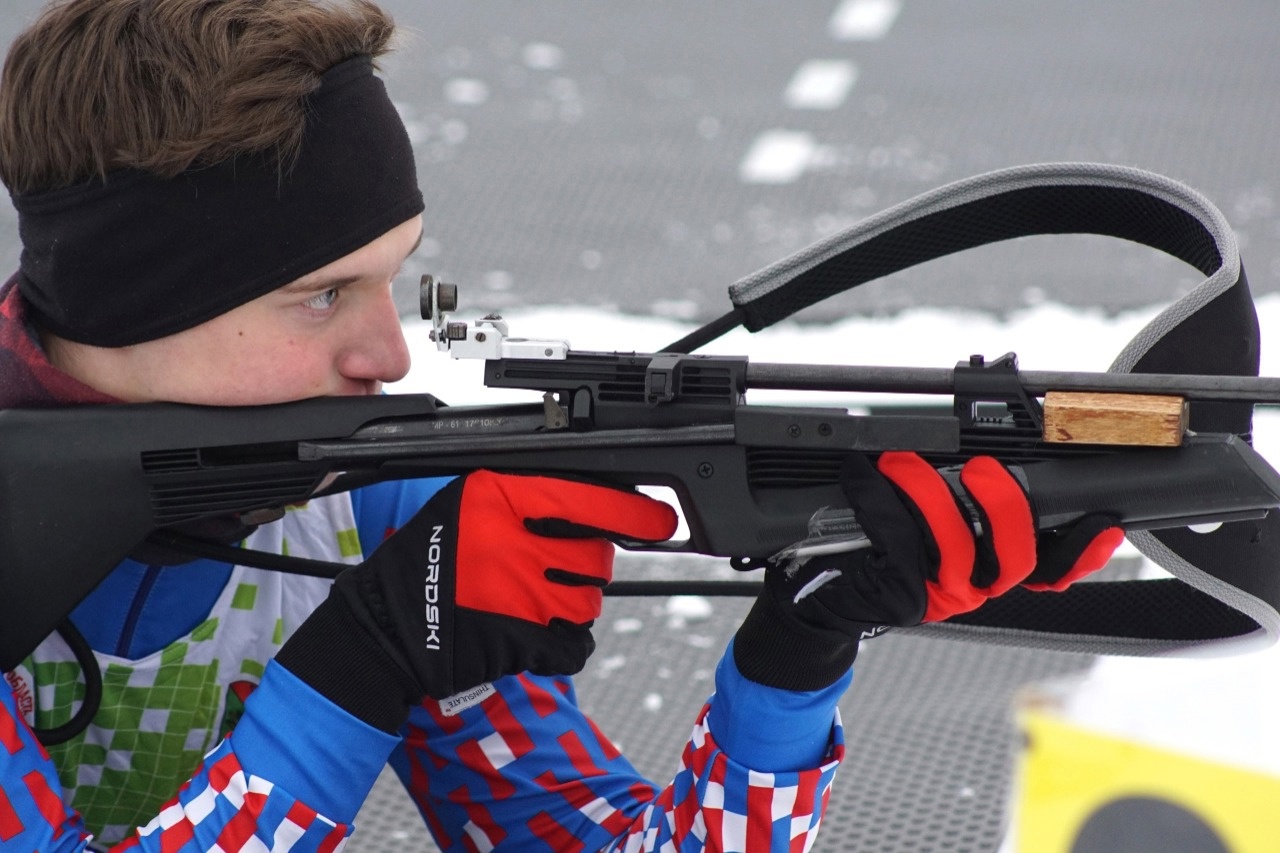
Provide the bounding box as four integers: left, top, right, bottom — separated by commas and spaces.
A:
49, 215, 422, 405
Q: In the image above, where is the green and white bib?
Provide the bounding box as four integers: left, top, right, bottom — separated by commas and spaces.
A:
10, 494, 366, 846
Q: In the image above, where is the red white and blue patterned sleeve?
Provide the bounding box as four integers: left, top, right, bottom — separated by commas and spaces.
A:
2, 664, 390, 851
114, 743, 353, 852
1, 674, 94, 850
391, 668, 845, 851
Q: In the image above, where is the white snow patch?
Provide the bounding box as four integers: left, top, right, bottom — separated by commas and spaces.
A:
829, 0, 902, 41
738, 130, 815, 185
665, 596, 713, 621
595, 655, 627, 675
784, 61, 858, 111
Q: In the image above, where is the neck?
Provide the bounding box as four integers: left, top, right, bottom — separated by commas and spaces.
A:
0, 276, 119, 407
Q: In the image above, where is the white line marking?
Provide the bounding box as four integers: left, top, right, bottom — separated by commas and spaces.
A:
784, 60, 859, 110
829, 0, 902, 41
738, 130, 816, 184
443, 78, 490, 105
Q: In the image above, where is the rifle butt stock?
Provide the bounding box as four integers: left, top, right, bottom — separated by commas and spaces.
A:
0, 396, 439, 671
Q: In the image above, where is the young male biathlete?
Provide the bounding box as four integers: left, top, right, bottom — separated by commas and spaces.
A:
0, 1, 1123, 849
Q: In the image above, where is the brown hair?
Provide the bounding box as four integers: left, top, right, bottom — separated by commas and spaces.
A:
0, 0, 396, 194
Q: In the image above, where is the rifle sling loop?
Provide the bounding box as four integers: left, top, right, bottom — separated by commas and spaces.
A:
667, 162, 1278, 656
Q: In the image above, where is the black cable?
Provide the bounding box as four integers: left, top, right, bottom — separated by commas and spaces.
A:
145, 531, 348, 578
32, 620, 103, 746
147, 531, 763, 596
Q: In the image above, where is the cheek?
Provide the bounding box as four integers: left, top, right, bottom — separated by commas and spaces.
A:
243, 338, 332, 391
164, 310, 359, 403
188, 335, 328, 403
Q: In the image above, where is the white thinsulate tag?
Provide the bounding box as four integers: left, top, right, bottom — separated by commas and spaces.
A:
438, 682, 496, 717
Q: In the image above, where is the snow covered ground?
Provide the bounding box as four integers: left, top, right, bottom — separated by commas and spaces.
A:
388, 291, 1280, 780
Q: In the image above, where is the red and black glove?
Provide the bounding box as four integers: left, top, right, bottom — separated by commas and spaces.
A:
864, 452, 1124, 619
733, 452, 1124, 691
277, 471, 677, 729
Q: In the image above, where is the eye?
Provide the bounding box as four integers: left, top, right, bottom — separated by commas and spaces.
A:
302, 288, 339, 311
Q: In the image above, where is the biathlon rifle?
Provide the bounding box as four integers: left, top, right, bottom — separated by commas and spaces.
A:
3, 162, 1280, 673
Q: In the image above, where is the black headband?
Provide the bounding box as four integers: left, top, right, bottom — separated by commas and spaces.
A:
11, 56, 424, 347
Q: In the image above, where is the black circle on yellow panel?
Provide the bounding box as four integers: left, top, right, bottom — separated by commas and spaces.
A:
1071, 796, 1230, 853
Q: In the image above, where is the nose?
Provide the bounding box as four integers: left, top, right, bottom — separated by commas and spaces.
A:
338, 287, 412, 386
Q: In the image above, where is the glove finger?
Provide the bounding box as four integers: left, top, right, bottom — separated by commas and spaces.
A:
873, 452, 979, 619
838, 453, 930, 565
544, 567, 608, 588
450, 612, 596, 692
1025, 514, 1124, 591
524, 515, 671, 542
483, 471, 678, 542
529, 618, 597, 676
959, 456, 1038, 596
476, 538, 612, 625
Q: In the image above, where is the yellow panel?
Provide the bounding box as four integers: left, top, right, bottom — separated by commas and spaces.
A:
1014, 710, 1280, 852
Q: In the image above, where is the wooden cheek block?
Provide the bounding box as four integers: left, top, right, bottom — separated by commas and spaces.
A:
1043, 392, 1188, 447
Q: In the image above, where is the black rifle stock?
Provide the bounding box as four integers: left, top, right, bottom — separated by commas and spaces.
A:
3, 350, 1280, 670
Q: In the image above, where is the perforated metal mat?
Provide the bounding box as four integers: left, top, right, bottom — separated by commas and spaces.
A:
347, 555, 1095, 851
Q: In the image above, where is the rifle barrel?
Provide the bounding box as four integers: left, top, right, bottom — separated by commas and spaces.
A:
301, 423, 736, 463
745, 364, 1280, 403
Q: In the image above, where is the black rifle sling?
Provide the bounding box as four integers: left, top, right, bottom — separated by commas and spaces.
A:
691, 163, 1277, 655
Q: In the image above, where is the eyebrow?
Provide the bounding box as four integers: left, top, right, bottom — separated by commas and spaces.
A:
282, 273, 361, 294
283, 227, 426, 293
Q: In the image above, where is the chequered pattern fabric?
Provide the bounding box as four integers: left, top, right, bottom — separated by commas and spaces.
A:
35, 629, 225, 840
3, 497, 355, 850
604, 706, 842, 852
392, 673, 844, 852
119, 743, 350, 853
5, 655, 357, 853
